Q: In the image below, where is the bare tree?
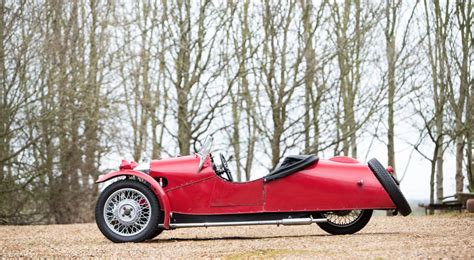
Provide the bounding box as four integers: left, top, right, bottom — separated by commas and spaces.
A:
259, 0, 308, 167
330, 1, 383, 157
421, 0, 451, 202
300, 0, 327, 155
384, 0, 400, 173
236, 1, 259, 180
451, 0, 473, 192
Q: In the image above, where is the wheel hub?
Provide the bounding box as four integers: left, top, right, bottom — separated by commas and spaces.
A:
115, 199, 140, 225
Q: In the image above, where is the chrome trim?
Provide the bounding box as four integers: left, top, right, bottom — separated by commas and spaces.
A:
197, 135, 213, 173
158, 217, 327, 229
197, 154, 205, 173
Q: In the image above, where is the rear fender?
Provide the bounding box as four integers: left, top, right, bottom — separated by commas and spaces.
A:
96, 170, 171, 229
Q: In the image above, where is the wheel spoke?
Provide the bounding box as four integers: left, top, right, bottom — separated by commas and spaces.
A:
323, 210, 364, 227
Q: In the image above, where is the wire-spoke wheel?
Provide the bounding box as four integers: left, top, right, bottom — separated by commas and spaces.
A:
103, 188, 152, 236
316, 209, 373, 235
96, 180, 160, 243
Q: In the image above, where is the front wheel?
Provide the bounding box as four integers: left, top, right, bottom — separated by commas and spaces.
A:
315, 209, 373, 235
95, 180, 160, 243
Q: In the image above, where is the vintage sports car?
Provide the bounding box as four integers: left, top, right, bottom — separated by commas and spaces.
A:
95, 136, 411, 243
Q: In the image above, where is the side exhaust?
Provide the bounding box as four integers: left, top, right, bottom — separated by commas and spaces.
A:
159, 217, 327, 229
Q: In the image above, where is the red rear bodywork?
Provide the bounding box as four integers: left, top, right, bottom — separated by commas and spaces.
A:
152, 155, 394, 213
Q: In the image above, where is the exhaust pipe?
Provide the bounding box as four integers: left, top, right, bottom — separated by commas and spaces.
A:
159, 217, 327, 229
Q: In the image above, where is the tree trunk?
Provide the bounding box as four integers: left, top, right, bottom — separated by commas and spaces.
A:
436, 131, 444, 201
332, 0, 361, 158
385, 0, 399, 174
430, 147, 437, 214
0, 0, 6, 182
302, 0, 315, 153
454, 0, 472, 192
177, 88, 191, 155
230, 90, 242, 182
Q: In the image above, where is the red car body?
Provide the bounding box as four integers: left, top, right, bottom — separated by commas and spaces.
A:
97, 154, 399, 230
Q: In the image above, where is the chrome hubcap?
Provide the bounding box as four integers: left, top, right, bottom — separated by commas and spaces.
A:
103, 188, 152, 236
115, 199, 140, 225
322, 210, 364, 227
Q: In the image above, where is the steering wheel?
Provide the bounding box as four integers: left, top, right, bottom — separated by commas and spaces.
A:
219, 153, 233, 182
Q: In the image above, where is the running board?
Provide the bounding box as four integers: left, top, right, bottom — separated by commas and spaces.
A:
159, 217, 327, 229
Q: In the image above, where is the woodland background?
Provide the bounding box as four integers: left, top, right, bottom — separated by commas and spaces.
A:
0, 0, 472, 224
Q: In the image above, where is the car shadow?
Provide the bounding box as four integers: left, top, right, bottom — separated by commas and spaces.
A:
145, 232, 401, 243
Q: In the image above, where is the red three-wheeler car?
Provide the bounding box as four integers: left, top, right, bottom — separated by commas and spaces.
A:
95, 136, 411, 243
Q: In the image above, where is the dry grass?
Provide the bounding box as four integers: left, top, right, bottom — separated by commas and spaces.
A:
1, 213, 473, 259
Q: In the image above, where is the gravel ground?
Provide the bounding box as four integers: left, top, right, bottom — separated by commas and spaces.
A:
0, 213, 472, 259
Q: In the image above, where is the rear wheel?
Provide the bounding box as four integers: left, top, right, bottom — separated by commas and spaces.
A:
315, 209, 373, 235
95, 180, 160, 243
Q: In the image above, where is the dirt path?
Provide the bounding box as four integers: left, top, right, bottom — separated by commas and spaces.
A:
0, 214, 472, 258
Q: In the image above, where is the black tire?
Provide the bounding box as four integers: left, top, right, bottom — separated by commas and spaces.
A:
95, 180, 160, 243
146, 225, 164, 240
368, 158, 412, 216
315, 209, 373, 235
145, 201, 165, 240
